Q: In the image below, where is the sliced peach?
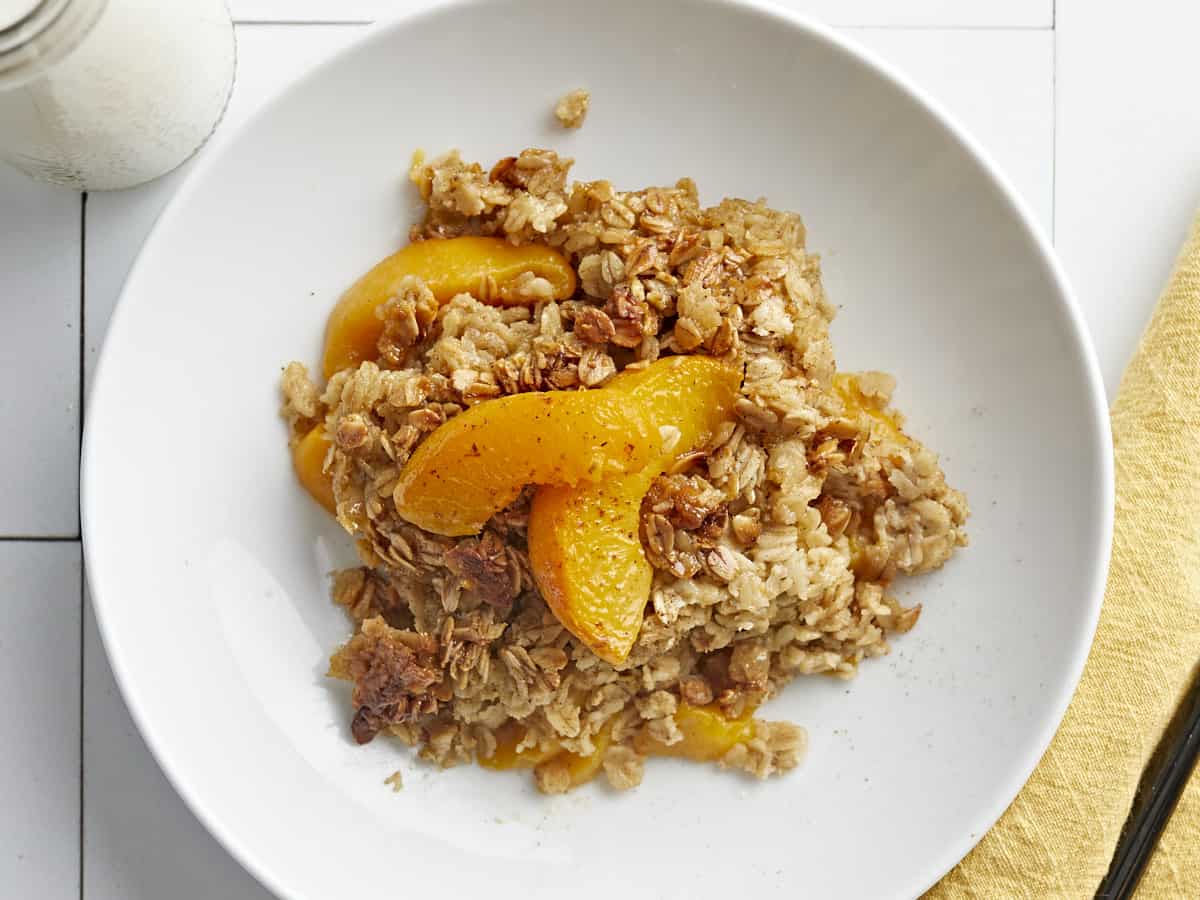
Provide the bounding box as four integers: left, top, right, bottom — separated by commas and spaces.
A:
484, 705, 758, 789
484, 705, 763, 790
322, 236, 577, 377
482, 719, 613, 792
529, 474, 655, 666
395, 356, 737, 539
634, 702, 757, 761
393, 388, 655, 537
555, 722, 613, 788
479, 721, 560, 770
528, 356, 742, 664
292, 425, 336, 514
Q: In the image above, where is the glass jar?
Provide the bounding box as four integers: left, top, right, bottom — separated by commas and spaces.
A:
0, 0, 235, 190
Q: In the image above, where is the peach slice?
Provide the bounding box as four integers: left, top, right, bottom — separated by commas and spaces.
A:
483, 704, 760, 790
322, 236, 576, 377
478, 721, 561, 770
528, 356, 741, 664
393, 388, 654, 537
634, 702, 756, 761
481, 720, 613, 792
527, 475, 654, 665
394, 356, 737, 540
299, 392, 650, 536
544, 722, 613, 789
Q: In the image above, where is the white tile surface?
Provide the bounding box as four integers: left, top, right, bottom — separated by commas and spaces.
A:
849, 27, 1054, 232
1057, 0, 1200, 397
82, 599, 272, 900
232, 0, 1052, 27
0, 542, 81, 899
0, 169, 80, 537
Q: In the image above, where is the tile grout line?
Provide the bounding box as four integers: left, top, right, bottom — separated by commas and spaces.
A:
77, 193, 86, 539
0, 535, 83, 542
233, 19, 1056, 30
1051, 25, 1057, 243
78, 553, 85, 900
78, 190, 86, 900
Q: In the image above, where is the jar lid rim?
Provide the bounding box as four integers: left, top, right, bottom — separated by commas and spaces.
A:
0, 0, 102, 87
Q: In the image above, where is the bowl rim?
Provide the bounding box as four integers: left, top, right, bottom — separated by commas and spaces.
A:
81, 1, 1115, 897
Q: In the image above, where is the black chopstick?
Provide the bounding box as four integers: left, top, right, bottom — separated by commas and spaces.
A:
1096, 666, 1200, 899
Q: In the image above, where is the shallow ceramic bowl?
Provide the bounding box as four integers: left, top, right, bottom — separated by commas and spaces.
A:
83, 1, 1113, 897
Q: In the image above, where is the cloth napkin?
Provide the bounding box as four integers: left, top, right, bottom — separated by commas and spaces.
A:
926, 214, 1200, 899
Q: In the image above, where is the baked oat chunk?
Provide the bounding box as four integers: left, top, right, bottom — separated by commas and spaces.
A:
328, 616, 444, 744
554, 88, 590, 129
280, 148, 968, 793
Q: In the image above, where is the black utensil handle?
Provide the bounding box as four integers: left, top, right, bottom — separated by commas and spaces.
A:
1096, 667, 1200, 899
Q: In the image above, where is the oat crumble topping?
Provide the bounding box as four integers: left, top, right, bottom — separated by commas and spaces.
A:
281, 148, 968, 792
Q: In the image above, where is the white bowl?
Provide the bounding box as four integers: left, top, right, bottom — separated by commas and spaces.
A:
82, 1, 1113, 897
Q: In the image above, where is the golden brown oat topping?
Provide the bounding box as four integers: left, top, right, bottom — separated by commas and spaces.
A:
281, 148, 968, 792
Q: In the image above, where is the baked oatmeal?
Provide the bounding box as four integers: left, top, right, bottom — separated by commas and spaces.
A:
280, 148, 968, 793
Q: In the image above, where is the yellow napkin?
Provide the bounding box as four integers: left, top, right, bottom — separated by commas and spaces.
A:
926, 215, 1200, 898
